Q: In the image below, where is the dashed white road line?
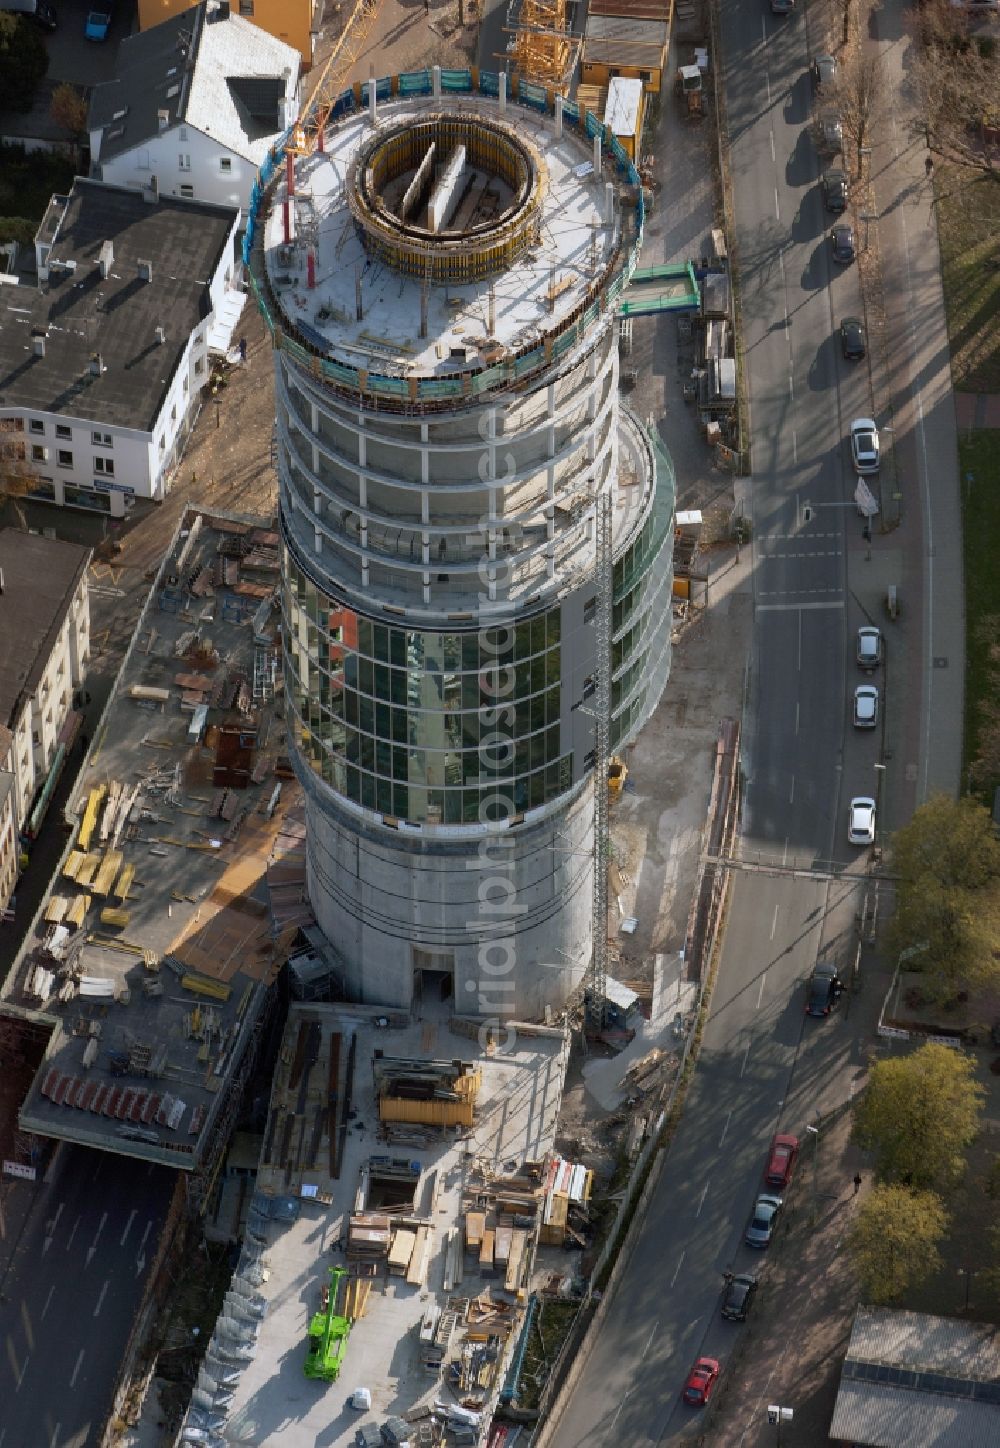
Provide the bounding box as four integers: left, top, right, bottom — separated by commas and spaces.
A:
69, 1349, 85, 1389
770, 902, 779, 939
670, 1251, 686, 1287
93, 1280, 109, 1318
696, 1183, 710, 1217
719, 1108, 734, 1147
120, 1209, 137, 1247
757, 973, 767, 1009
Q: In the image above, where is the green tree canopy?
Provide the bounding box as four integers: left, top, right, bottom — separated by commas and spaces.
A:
0, 15, 49, 115
887, 794, 1000, 1002
852, 1042, 985, 1189
848, 1184, 950, 1305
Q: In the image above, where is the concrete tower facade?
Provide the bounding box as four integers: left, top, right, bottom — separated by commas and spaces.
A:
248, 72, 674, 1019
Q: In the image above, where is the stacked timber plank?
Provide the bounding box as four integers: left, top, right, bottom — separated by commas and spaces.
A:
347, 1212, 392, 1264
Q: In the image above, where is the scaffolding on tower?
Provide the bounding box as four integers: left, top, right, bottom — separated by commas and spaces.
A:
506, 0, 581, 93
587, 488, 613, 1027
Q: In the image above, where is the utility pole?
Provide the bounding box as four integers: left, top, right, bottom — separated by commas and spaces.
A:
588, 488, 613, 1028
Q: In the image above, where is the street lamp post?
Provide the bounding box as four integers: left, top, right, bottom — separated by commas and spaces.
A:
806, 1122, 819, 1225
958, 1267, 980, 1312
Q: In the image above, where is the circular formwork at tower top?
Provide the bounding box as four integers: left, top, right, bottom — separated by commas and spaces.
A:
348, 112, 548, 284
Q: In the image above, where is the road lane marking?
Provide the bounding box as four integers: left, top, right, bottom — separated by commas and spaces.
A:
762, 14, 767, 44
669, 1250, 686, 1287
120, 1209, 137, 1246
789, 775, 795, 804
48, 1428, 61, 1448
719, 1108, 733, 1147
757, 973, 767, 1009
139, 1221, 153, 1252
642, 1320, 660, 1358
41, 1287, 55, 1321
756, 601, 845, 611
696, 1183, 710, 1217
69, 1349, 85, 1389
94, 1281, 109, 1318
782, 837, 789, 866
741, 1039, 753, 1076
778, 250, 785, 284
774, 186, 780, 220
65, 1217, 80, 1252
792, 429, 798, 465
769, 128, 775, 162
795, 699, 800, 735
770, 903, 779, 939
788, 369, 794, 398
766, 72, 771, 104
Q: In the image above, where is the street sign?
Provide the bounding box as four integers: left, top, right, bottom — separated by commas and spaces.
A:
2, 1160, 37, 1181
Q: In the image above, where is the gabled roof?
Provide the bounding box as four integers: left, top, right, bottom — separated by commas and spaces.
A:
89, 1, 299, 166
0, 179, 238, 433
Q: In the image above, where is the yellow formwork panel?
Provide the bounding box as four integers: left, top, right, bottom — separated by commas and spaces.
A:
378, 1096, 475, 1128
79, 785, 106, 853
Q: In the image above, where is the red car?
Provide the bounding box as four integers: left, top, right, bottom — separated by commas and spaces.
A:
683, 1356, 720, 1405
765, 1133, 799, 1188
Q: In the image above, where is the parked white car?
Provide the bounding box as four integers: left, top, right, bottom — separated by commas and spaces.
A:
853, 685, 879, 729
848, 796, 876, 846
850, 418, 880, 473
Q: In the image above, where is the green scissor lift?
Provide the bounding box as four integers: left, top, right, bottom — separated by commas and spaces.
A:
304, 1267, 351, 1382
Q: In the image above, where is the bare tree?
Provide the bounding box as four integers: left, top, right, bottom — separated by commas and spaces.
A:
910, 33, 1000, 181
0, 429, 36, 529
836, 51, 887, 178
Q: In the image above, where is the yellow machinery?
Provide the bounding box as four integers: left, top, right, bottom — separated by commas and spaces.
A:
608, 756, 628, 798
510, 0, 580, 92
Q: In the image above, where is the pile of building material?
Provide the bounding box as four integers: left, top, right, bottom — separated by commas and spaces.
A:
347, 1211, 392, 1265
374, 1057, 482, 1130
539, 1154, 594, 1247
461, 1165, 544, 1297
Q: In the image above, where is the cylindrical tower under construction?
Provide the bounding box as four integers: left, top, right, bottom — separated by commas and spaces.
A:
250, 71, 675, 1018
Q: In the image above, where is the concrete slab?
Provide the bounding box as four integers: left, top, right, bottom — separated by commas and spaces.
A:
210, 1002, 569, 1448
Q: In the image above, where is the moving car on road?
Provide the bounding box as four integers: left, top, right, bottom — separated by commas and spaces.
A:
856, 625, 882, 671
830, 223, 856, 264
853, 683, 878, 728
841, 316, 866, 358
851, 417, 881, 472
806, 961, 843, 1017
683, 1356, 720, 1405
848, 796, 877, 846
746, 1194, 783, 1248
765, 1133, 799, 1187
822, 168, 848, 212
721, 1273, 758, 1321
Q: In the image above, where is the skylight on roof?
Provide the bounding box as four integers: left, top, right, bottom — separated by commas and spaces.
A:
166, 85, 180, 98
113, 107, 128, 120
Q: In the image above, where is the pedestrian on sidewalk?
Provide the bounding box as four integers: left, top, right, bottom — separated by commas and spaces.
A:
925, 156, 933, 178
853, 1172, 863, 1196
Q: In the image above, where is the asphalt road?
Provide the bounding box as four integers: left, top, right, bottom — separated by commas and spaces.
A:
0, 1144, 172, 1448
547, 3, 886, 1443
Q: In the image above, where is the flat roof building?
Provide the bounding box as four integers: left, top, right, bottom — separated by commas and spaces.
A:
830, 1307, 1000, 1447
0, 179, 240, 516
4, 509, 307, 1195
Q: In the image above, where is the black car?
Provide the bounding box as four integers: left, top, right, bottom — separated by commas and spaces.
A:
830, 223, 856, 264
806, 961, 844, 1017
822, 168, 848, 213
722, 1273, 758, 1321
841, 316, 866, 360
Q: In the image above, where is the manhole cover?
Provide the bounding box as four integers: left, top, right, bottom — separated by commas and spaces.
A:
933, 657, 949, 668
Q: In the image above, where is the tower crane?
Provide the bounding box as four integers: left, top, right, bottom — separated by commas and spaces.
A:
286, 0, 384, 158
